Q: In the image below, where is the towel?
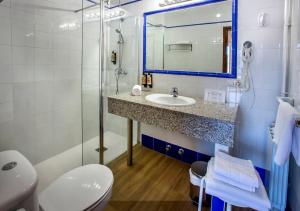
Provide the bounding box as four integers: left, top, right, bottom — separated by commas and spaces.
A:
274, 101, 299, 166
292, 126, 300, 166
214, 151, 258, 190
213, 171, 256, 192
206, 159, 271, 211
131, 85, 142, 96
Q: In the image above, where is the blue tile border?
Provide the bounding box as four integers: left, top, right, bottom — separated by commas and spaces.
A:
256, 166, 270, 190
141, 134, 154, 149
211, 196, 225, 211
142, 134, 211, 164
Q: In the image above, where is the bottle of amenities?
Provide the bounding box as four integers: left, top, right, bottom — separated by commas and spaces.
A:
111, 51, 117, 65
142, 74, 147, 88
147, 73, 153, 88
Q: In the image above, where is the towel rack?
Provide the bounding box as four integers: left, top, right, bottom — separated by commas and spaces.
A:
277, 97, 300, 128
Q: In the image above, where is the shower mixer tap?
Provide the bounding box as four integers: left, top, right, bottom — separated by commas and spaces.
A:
114, 28, 127, 94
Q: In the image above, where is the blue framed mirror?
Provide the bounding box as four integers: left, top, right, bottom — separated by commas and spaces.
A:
143, 0, 237, 78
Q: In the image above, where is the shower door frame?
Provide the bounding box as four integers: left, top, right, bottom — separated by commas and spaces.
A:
99, 0, 105, 165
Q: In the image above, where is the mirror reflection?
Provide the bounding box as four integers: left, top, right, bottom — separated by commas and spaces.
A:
145, 0, 234, 75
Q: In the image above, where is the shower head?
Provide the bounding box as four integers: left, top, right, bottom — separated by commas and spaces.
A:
0, 0, 4, 3
115, 29, 121, 33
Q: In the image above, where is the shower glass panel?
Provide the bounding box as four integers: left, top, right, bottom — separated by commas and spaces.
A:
102, 3, 140, 164
0, 0, 85, 192
82, 1, 102, 165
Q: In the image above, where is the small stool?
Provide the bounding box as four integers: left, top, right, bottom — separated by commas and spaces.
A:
189, 161, 208, 211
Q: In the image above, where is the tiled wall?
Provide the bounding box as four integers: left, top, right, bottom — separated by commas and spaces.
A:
120, 0, 284, 170
0, 0, 83, 164
287, 0, 300, 210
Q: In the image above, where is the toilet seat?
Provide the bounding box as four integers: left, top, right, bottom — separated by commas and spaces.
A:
39, 164, 113, 211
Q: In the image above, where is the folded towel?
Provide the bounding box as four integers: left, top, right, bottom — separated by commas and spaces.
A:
214, 151, 259, 189
292, 127, 300, 166
206, 158, 271, 211
213, 171, 256, 192
274, 101, 299, 166
131, 85, 142, 96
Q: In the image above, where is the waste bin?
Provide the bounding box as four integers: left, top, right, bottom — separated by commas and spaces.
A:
190, 161, 211, 206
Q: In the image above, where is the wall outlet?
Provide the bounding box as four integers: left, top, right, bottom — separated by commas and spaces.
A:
232, 80, 242, 88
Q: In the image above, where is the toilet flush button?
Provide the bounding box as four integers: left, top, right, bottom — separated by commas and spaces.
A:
2, 161, 17, 171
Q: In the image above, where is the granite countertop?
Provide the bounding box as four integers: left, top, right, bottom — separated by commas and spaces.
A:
108, 92, 238, 147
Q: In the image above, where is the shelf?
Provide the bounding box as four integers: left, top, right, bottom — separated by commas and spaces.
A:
166, 42, 192, 52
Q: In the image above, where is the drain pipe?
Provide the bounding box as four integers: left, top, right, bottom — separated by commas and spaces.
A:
282, 0, 292, 96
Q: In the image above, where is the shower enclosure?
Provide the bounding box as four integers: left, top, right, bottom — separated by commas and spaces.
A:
0, 0, 139, 192
82, 0, 140, 165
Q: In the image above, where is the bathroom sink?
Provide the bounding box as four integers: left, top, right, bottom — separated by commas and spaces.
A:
145, 93, 196, 106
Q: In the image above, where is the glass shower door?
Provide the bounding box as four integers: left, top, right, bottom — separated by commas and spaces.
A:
102, 5, 140, 164
82, 0, 103, 165
81, 0, 140, 165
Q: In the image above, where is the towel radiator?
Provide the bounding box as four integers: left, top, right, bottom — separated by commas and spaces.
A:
268, 126, 289, 211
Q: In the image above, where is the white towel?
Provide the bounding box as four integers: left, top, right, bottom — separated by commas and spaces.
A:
274, 101, 299, 166
214, 151, 259, 189
131, 85, 142, 96
206, 159, 271, 211
292, 127, 300, 166
213, 171, 256, 192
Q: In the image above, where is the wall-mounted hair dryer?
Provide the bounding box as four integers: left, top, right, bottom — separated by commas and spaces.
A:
241, 41, 253, 91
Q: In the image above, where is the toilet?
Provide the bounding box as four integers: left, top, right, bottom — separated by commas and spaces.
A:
0, 150, 114, 211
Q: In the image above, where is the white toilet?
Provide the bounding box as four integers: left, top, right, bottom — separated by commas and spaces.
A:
0, 150, 114, 211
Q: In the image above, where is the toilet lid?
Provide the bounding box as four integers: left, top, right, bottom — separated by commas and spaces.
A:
39, 164, 113, 211
0, 151, 38, 210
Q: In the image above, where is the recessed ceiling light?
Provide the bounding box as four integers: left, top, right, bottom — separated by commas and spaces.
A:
216, 13, 221, 18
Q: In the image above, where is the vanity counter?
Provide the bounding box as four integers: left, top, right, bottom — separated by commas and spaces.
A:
108, 92, 238, 147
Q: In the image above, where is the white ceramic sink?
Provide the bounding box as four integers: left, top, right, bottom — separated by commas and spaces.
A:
145, 93, 196, 106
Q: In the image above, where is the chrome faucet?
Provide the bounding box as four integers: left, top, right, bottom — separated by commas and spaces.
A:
170, 87, 179, 97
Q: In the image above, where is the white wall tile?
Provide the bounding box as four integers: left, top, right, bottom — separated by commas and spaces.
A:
0, 5, 11, 17
12, 65, 34, 82
0, 18, 11, 45
35, 65, 54, 81
0, 64, 12, 83
11, 26, 34, 47
35, 81, 53, 113
0, 84, 13, 103
0, 121, 14, 152
35, 31, 53, 49
35, 48, 54, 65
0, 102, 13, 123
12, 46, 34, 65
0, 45, 11, 65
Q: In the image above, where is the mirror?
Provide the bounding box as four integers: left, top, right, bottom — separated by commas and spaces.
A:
143, 0, 237, 78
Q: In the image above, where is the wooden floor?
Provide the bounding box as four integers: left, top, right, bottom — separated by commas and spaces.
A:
105, 144, 208, 211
